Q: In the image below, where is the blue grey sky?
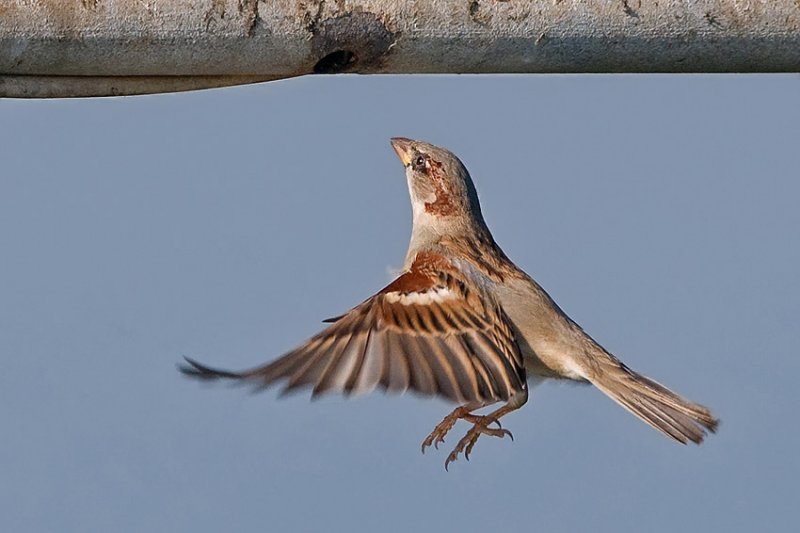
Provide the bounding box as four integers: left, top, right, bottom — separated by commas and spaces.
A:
1, 75, 798, 532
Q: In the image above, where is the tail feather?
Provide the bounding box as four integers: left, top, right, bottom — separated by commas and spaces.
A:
589, 359, 719, 444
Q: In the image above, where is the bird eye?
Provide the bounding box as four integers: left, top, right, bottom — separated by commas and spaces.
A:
412, 155, 427, 171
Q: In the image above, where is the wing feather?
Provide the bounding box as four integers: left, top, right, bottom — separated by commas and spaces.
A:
349, 325, 385, 396
384, 330, 412, 394
285, 334, 343, 392
313, 329, 366, 396
180, 251, 527, 404
398, 334, 438, 396
434, 334, 481, 402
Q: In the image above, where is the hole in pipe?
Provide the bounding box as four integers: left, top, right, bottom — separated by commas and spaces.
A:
314, 50, 356, 74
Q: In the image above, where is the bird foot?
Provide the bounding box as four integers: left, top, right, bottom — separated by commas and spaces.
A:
444, 417, 512, 470
421, 406, 469, 453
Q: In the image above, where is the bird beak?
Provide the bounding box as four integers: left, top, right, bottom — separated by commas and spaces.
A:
390, 137, 414, 167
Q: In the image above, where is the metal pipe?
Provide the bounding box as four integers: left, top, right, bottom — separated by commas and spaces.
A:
2, 0, 798, 98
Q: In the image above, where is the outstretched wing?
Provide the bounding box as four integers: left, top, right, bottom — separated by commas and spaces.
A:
181, 251, 526, 404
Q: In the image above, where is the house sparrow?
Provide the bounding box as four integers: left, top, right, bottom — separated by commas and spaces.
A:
181, 137, 718, 469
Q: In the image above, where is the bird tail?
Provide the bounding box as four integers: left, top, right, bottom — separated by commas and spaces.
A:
586, 353, 719, 444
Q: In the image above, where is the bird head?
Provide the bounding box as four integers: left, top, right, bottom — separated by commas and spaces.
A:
390, 137, 486, 237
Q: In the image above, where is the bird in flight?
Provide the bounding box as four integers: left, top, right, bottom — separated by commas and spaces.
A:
181, 137, 718, 469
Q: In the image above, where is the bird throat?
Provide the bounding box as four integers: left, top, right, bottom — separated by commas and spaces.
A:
423, 164, 458, 216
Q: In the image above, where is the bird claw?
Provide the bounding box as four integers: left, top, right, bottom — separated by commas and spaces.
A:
420, 433, 446, 454
422, 407, 516, 469
441, 417, 513, 470
421, 407, 465, 454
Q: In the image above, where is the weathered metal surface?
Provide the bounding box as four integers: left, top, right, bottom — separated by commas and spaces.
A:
1, 0, 799, 97
0, 74, 285, 97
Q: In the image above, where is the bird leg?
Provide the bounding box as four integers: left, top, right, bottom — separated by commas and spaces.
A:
421, 389, 529, 470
